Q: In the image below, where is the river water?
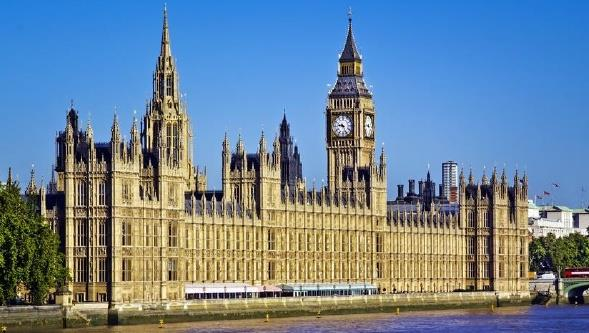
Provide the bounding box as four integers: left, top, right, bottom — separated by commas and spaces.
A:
36, 305, 588, 333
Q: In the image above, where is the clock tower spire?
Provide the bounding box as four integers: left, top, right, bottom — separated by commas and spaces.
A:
326, 12, 376, 193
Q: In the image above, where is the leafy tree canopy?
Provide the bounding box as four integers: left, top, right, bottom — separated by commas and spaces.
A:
529, 232, 589, 277
0, 179, 69, 305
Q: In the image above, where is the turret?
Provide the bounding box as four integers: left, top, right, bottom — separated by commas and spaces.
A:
501, 168, 507, 186
111, 114, 121, 160
130, 117, 141, 160
25, 166, 37, 196
468, 169, 474, 186
481, 168, 489, 185
458, 168, 466, 208
379, 145, 387, 178
258, 131, 267, 166
521, 171, 528, 200
86, 120, 96, 162
272, 135, 281, 166
86, 120, 94, 144
222, 133, 231, 199
236, 134, 244, 156
64, 120, 75, 169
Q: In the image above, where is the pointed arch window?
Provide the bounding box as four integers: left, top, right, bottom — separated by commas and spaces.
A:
166, 124, 172, 149
166, 75, 173, 96
173, 123, 179, 163
98, 180, 106, 206
76, 180, 87, 206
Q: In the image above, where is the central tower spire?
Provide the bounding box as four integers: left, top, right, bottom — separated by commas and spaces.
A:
143, 5, 192, 170
161, 4, 171, 57
152, 4, 179, 106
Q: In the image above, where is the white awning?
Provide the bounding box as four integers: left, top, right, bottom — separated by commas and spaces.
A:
185, 283, 253, 294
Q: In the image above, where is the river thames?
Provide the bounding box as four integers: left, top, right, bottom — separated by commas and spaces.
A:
31, 305, 588, 333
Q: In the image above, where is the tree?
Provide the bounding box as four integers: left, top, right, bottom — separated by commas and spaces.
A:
529, 232, 589, 277
568, 232, 589, 268
0, 179, 68, 305
529, 238, 547, 272
549, 236, 576, 276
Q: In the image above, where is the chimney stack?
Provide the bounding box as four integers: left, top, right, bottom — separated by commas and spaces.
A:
397, 184, 404, 199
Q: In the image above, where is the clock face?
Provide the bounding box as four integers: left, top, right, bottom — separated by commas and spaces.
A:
332, 115, 352, 137
364, 115, 374, 138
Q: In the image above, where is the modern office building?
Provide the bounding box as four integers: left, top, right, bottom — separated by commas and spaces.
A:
442, 161, 459, 203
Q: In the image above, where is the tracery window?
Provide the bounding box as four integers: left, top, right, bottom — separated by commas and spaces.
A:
267, 229, 275, 250
75, 219, 87, 246
122, 259, 132, 281
168, 258, 177, 281
467, 262, 476, 278
97, 258, 106, 282
98, 220, 106, 246
166, 75, 173, 96
98, 180, 106, 206
74, 257, 87, 282
122, 221, 131, 246
168, 223, 177, 247
76, 181, 86, 206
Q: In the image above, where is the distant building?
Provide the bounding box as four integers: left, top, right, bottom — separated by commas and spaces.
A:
528, 201, 588, 237
573, 209, 589, 231
442, 161, 458, 203
392, 170, 451, 211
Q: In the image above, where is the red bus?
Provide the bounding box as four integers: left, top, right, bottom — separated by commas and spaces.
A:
563, 268, 589, 278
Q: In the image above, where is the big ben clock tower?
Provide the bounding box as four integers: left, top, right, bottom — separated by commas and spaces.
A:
326, 12, 376, 192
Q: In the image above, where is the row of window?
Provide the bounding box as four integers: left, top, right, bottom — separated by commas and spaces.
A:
74, 257, 106, 282
467, 261, 527, 279
75, 219, 106, 247
466, 211, 492, 228
122, 222, 178, 247
158, 74, 174, 97
194, 260, 378, 282
75, 180, 107, 206
73, 257, 525, 284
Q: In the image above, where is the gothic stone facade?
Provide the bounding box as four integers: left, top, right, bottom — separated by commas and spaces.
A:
36, 10, 528, 304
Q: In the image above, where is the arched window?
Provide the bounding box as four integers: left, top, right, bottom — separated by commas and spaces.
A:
166, 75, 173, 96
166, 124, 172, 149
173, 123, 179, 162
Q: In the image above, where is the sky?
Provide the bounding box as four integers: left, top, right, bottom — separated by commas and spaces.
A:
0, 0, 587, 207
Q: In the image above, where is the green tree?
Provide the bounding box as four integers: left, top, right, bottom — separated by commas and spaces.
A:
550, 236, 576, 276
568, 232, 589, 267
0, 179, 68, 305
529, 237, 547, 272
529, 232, 589, 277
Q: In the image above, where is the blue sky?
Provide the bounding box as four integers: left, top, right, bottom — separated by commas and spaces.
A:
0, 1, 587, 206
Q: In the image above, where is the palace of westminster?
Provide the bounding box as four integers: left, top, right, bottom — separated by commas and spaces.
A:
22, 8, 529, 304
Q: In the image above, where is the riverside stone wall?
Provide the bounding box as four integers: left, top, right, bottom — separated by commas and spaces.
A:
110, 291, 531, 326
0, 292, 531, 330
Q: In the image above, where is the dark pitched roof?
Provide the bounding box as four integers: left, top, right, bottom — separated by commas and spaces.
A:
340, 18, 361, 62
